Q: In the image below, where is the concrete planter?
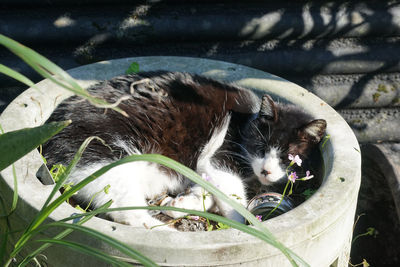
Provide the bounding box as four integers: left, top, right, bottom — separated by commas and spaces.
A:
0, 57, 361, 266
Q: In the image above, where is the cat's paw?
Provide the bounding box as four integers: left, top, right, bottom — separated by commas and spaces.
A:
109, 210, 177, 231
225, 209, 246, 224
163, 193, 213, 219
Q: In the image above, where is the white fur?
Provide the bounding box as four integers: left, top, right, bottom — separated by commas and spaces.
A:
67, 156, 186, 230
251, 148, 286, 185
163, 185, 214, 218
67, 113, 283, 229
234, 88, 260, 114
166, 115, 248, 223
305, 124, 321, 139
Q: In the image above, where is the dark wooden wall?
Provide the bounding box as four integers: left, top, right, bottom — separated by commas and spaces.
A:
1, 0, 400, 142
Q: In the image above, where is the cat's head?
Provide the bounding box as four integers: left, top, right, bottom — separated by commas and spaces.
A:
243, 94, 326, 185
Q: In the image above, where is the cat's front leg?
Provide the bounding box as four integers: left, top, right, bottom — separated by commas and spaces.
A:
107, 197, 176, 231
198, 169, 248, 224
166, 169, 248, 223
163, 185, 214, 219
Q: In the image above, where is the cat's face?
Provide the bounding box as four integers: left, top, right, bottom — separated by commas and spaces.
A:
242, 95, 327, 185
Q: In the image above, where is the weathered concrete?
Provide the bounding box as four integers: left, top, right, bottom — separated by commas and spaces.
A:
0, 57, 361, 266
339, 108, 400, 143
298, 72, 400, 109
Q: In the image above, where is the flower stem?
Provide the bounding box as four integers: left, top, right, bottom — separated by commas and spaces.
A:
265, 180, 291, 220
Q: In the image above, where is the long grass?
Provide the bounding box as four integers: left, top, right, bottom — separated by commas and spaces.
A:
0, 34, 309, 267
0, 34, 128, 117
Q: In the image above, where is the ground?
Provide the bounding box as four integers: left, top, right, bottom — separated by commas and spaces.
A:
350, 153, 400, 266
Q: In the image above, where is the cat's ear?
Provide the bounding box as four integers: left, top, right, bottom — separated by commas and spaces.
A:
298, 119, 327, 144
259, 94, 278, 122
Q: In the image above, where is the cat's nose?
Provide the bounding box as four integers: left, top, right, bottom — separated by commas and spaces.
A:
261, 169, 272, 176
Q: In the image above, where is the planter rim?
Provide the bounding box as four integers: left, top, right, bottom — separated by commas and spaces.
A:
0, 56, 361, 265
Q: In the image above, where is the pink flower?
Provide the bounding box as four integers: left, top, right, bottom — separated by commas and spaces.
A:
201, 173, 211, 181
288, 172, 298, 183
256, 215, 263, 222
288, 154, 302, 167
189, 215, 200, 221
303, 170, 314, 180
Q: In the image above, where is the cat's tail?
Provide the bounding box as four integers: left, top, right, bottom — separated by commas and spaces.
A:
196, 114, 231, 172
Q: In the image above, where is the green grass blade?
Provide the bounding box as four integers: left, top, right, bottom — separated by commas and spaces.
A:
125, 62, 140, 74
17, 136, 110, 253
0, 198, 10, 264
12, 136, 107, 257
53, 154, 305, 266
123, 154, 306, 267
0, 193, 18, 266
33, 239, 133, 267
37, 222, 159, 267
0, 34, 86, 93
10, 165, 18, 214
60, 205, 308, 267
0, 34, 128, 117
63, 205, 281, 241
0, 64, 36, 89
0, 232, 7, 266
0, 166, 19, 218
41, 136, 109, 210
18, 201, 113, 267
0, 121, 71, 172
12, 153, 306, 266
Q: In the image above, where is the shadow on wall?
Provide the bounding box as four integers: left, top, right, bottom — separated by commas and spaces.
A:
0, 1, 399, 110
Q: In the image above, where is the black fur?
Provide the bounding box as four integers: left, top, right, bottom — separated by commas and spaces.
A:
43, 71, 326, 187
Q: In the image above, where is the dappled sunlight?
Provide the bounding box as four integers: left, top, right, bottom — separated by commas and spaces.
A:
240, 12, 282, 39
53, 15, 76, 28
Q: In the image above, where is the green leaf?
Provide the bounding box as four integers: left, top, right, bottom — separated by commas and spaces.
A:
34, 239, 133, 267
38, 222, 158, 267
44, 154, 307, 267
60, 205, 307, 266
48, 164, 67, 183
321, 134, 331, 149
10, 165, 18, 214
0, 34, 128, 117
12, 136, 110, 257
0, 197, 10, 264
0, 64, 36, 89
18, 201, 113, 267
11, 153, 307, 267
41, 136, 109, 210
125, 62, 140, 74
301, 189, 316, 200
216, 222, 231, 230
0, 121, 71, 172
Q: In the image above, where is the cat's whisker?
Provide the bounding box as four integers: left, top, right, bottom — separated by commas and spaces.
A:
253, 123, 268, 144
224, 139, 251, 156
218, 150, 251, 164
267, 123, 272, 143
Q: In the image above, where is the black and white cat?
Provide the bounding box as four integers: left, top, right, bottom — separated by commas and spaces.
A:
43, 71, 326, 230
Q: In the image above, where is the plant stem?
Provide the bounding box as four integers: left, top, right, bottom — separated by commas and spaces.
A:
265, 180, 290, 220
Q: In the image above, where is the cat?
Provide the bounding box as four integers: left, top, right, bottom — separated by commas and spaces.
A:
43, 71, 326, 230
